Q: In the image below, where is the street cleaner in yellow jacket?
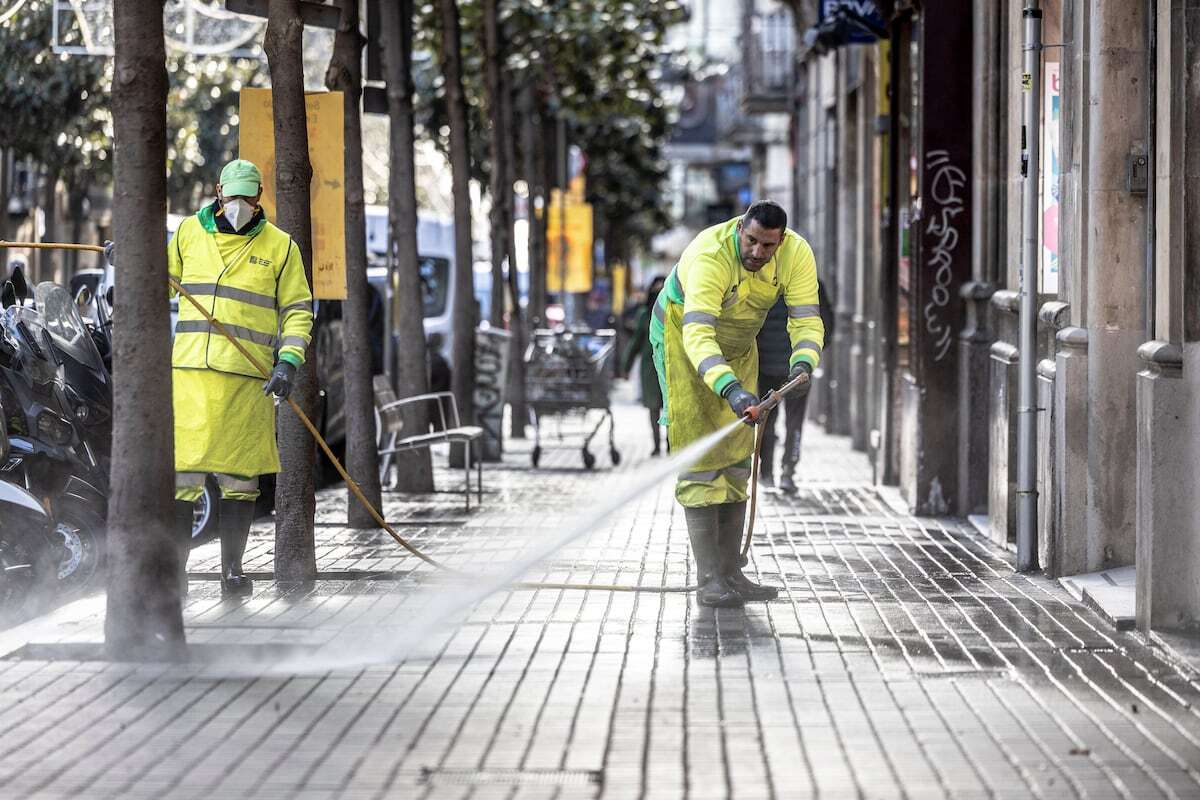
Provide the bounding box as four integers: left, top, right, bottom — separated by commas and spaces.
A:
159, 159, 313, 595
650, 201, 824, 607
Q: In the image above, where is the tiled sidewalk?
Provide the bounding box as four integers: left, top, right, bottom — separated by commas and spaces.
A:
0, 396, 1199, 799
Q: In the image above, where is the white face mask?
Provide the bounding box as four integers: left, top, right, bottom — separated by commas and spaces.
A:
222, 198, 255, 231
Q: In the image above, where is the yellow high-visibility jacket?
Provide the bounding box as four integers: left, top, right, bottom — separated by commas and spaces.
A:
648, 217, 825, 507
665, 217, 824, 398
168, 202, 314, 378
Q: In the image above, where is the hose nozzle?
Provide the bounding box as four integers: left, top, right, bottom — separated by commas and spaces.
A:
740, 371, 811, 425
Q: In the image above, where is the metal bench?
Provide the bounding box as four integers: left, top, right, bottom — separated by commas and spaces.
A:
374, 375, 484, 510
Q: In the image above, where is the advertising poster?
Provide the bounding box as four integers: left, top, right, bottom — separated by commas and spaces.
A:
1041, 64, 1060, 294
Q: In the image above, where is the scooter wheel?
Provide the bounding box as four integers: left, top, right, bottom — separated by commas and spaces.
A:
582, 450, 596, 470
50, 499, 105, 593
0, 535, 51, 623
531, 446, 541, 468
191, 477, 220, 545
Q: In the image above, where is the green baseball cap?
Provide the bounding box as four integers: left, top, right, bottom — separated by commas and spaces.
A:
219, 159, 262, 197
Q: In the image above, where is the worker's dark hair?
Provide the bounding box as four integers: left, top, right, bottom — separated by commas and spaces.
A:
743, 200, 788, 231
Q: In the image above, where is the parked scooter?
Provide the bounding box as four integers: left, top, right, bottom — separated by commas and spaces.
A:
0, 400, 59, 622
0, 270, 111, 592
73, 274, 219, 543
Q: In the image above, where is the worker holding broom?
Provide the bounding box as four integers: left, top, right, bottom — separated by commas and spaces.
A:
107, 158, 314, 595
649, 200, 825, 608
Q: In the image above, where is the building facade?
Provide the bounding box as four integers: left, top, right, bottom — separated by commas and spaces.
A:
730, 0, 1200, 638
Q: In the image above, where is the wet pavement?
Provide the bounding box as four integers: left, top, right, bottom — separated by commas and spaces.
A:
1, 393, 1200, 798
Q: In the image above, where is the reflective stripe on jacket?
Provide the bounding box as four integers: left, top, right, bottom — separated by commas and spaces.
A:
168, 205, 314, 379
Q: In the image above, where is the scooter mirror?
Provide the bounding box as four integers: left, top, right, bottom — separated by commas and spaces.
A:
105, 286, 113, 308
75, 285, 93, 308
1, 281, 13, 309
9, 268, 28, 305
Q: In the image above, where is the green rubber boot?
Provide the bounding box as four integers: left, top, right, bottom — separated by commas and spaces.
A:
718, 501, 778, 601
684, 505, 743, 608
218, 499, 255, 596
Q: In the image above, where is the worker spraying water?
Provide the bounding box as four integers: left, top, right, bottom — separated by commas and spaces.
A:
1, 200, 819, 628
649, 200, 826, 608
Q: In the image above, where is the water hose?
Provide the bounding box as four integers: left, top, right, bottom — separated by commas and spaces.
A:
1, 240, 746, 593
1, 240, 808, 594
739, 371, 809, 558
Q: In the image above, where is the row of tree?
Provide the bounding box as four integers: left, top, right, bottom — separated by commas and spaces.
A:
0, 0, 263, 279
103, 0, 685, 659
337, 0, 688, 508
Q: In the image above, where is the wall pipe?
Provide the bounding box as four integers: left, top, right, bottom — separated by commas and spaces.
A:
1145, 0, 1156, 340
1016, 1, 1042, 572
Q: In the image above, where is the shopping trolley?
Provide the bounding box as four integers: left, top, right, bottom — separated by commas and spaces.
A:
525, 327, 620, 469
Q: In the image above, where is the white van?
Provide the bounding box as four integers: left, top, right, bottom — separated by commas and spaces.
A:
364, 204, 455, 364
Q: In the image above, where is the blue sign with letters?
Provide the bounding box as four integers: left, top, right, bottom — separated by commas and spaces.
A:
819, 0, 886, 44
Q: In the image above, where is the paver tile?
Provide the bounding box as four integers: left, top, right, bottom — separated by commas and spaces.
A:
0, 398, 1198, 798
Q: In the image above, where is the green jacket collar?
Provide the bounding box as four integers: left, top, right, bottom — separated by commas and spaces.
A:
197, 200, 267, 236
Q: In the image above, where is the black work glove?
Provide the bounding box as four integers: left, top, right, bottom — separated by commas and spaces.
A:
722, 381, 760, 421
262, 361, 296, 399
788, 361, 813, 398
103, 240, 114, 266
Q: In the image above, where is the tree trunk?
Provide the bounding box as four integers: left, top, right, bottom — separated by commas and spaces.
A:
265, 0, 318, 583
438, 0, 477, 452
325, 0, 383, 527
105, 0, 184, 661
502, 68, 526, 439
484, 0, 506, 329
68, 185, 86, 275
42, 167, 59, 283
381, 0, 434, 492
0, 149, 10, 275
522, 86, 547, 326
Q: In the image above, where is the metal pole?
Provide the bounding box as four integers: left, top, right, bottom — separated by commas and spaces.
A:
1016, 1, 1042, 572
557, 115, 569, 324
383, 235, 395, 389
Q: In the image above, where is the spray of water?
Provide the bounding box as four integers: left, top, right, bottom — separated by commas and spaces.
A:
208, 418, 745, 678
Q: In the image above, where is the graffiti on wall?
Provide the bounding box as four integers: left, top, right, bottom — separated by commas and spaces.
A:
474, 327, 512, 462
923, 149, 967, 363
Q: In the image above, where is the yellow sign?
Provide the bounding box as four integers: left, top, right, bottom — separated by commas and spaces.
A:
611, 263, 627, 314
545, 189, 593, 294
568, 173, 586, 203
238, 88, 347, 300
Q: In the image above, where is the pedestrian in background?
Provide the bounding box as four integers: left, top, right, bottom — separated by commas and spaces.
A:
621, 275, 666, 455
427, 332, 451, 394
755, 282, 834, 493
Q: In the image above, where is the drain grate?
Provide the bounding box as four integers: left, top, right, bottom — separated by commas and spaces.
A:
905, 668, 1015, 680
185, 569, 418, 581
419, 767, 603, 788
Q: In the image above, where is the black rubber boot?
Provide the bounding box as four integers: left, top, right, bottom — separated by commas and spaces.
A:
684, 505, 743, 608
174, 500, 195, 597
218, 498, 255, 596
777, 470, 797, 495
718, 501, 778, 601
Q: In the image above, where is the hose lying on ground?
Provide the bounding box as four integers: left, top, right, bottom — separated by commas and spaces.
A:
0, 240, 783, 594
